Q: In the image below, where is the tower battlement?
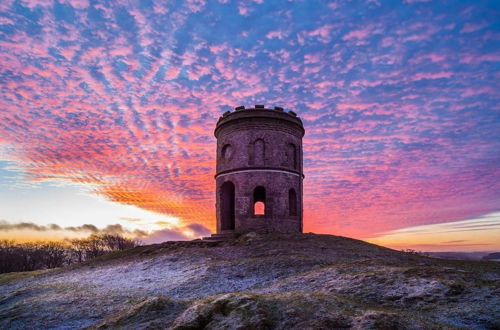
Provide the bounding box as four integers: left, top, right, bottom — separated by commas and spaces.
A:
215, 105, 304, 139
218, 105, 301, 121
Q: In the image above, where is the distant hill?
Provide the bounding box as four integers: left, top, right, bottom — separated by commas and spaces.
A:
1, 233, 499, 329
424, 251, 494, 261
483, 252, 500, 261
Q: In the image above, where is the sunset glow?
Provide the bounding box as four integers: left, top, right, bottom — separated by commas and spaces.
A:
0, 0, 499, 250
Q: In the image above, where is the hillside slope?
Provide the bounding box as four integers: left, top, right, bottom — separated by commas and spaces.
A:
1, 233, 499, 329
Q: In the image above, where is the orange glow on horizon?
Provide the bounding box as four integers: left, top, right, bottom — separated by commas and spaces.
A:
366, 212, 500, 252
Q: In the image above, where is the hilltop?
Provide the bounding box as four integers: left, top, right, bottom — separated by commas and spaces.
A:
1, 233, 499, 329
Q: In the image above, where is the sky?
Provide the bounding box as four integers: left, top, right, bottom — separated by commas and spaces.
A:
0, 0, 499, 250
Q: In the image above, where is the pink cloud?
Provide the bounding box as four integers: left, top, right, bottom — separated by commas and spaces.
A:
409, 53, 446, 64
238, 4, 250, 16
337, 103, 378, 111
0, 17, 14, 25
153, 3, 169, 14
187, 0, 206, 13
209, 44, 228, 54
68, 0, 89, 9
460, 53, 500, 64
304, 53, 322, 64
403, 34, 429, 41
215, 58, 235, 80
165, 66, 181, 80
460, 22, 488, 33
308, 101, 325, 110
266, 30, 286, 40
412, 71, 453, 80
187, 64, 212, 80
343, 27, 372, 41
20, 0, 52, 8
307, 24, 334, 43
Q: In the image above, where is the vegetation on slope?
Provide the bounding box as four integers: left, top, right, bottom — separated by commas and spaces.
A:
0, 234, 138, 274
1, 233, 499, 329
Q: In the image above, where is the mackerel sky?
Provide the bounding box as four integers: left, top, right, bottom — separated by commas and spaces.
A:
0, 0, 499, 248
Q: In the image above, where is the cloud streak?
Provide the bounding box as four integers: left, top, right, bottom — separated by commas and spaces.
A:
367, 212, 500, 251
0, 220, 140, 235
0, 220, 211, 244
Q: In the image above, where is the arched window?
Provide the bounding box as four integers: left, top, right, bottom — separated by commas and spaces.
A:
221, 144, 233, 162
287, 143, 297, 169
289, 188, 297, 216
253, 186, 266, 215
254, 139, 265, 165
220, 181, 235, 230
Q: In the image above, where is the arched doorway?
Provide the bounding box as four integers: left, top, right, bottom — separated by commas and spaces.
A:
220, 181, 235, 230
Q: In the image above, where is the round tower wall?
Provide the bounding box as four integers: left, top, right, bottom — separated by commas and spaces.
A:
214, 107, 304, 234
216, 172, 302, 233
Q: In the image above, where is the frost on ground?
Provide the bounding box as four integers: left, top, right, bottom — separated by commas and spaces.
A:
1, 233, 499, 329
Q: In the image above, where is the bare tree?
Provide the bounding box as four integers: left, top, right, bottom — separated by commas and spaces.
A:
1, 234, 138, 274
100, 234, 137, 251
40, 242, 67, 268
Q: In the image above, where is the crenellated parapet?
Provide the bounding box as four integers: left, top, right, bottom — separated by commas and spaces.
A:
215, 105, 304, 139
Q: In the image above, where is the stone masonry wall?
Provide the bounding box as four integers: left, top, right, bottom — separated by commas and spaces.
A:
214, 107, 304, 234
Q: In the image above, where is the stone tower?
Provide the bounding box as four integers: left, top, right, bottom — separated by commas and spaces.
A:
214, 105, 305, 234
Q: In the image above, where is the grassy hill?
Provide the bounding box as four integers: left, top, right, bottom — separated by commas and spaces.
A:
1, 233, 499, 329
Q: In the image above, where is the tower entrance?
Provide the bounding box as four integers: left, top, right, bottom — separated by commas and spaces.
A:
220, 181, 235, 230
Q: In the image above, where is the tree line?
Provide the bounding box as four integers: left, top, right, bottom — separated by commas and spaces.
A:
0, 234, 139, 274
